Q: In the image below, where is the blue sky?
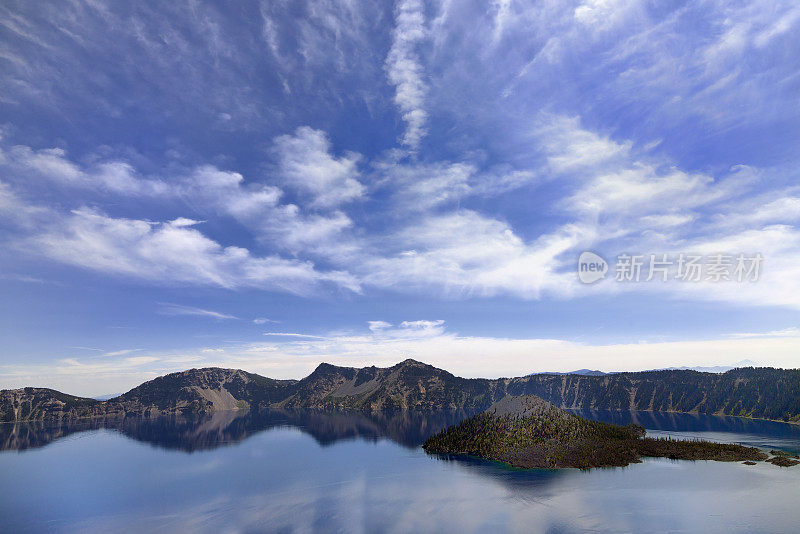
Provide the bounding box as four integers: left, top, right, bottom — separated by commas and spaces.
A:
2, 0, 800, 395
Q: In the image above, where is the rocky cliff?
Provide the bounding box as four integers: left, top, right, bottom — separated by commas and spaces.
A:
2, 360, 799, 423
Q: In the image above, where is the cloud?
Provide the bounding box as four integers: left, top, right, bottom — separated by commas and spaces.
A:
0, 273, 48, 284
573, 0, 641, 32
729, 327, 800, 339
4, 108, 800, 311
2, 145, 169, 195
272, 127, 364, 208
367, 320, 392, 332
158, 304, 238, 320
253, 317, 278, 325
375, 159, 475, 211
367, 319, 445, 338
0, 137, 360, 260
262, 332, 328, 339
361, 209, 580, 298
386, 0, 428, 150
538, 115, 632, 173
14, 206, 361, 295
103, 349, 145, 357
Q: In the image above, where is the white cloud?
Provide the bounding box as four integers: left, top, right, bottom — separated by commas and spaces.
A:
158, 304, 238, 320
272, 127, 364, 208
253, 317, 278, 325
573, 0, 641, 32
361, 209, 581, 298
539, 115, 632, 173
103, 349, 144, 357
376, 159, 475, 210
729, 327, 800, 339
638, 214, 694, 228
367, 320, 392, 332
748, 197, 800, 224
368, 319, 446, 338
386, 0, 428, 150
2, 145, 169, 195
4, 110, 800, 311
262, 332, 328, 339
6, 205, 361, 295
0, 138, 359, 259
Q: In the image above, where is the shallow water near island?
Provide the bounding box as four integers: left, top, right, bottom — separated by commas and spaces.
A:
0, 410, 798, 533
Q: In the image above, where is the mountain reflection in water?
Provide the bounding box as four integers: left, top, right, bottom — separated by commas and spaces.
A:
0, 408, 476, 452
2, 409, 800, 534
2, 408, 800, 454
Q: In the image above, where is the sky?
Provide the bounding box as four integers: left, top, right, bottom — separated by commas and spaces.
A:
2, 0, 800, 396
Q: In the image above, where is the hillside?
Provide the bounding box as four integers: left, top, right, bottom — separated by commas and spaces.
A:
278, 359, 506, 411
1, 360, 799, 423
507, 367, 800, 423
110, 367, 297, 416
423, 395, 771, 469
0, 387, 103, 421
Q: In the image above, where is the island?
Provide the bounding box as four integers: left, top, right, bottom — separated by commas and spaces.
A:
423, 395, 773, 469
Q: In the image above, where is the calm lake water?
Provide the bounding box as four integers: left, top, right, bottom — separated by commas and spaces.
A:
0, 409, 798, 533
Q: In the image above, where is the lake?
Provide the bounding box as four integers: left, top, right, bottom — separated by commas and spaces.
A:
0, 409, 798, 533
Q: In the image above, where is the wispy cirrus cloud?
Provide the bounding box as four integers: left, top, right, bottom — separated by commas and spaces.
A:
386, 0, 428, 150
729, 328, 800, 339
0, 0, 799, 345
102, 349, 144, 357
262, 332, 328, 339
158, 304, 238, 320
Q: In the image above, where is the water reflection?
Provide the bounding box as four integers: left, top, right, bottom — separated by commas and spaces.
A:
569, 409, 800, 454
0, 408, 475, 453
1, 410, 799, 533
2, 408, 799, 455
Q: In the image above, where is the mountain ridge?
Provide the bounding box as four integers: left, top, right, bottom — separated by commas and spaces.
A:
2, 359, 799, 423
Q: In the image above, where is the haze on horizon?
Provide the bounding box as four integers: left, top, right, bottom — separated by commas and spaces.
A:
2, 0, 800, 396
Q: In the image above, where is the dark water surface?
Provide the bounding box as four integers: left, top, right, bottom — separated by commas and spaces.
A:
1, 409, 799, 533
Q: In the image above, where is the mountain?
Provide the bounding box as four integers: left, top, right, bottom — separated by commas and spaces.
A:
92, 394, 121, 401
654, 360, 761, 373
277, 359, 506, 411
508, 367, 800, 422
109, 367, 297, 416
568, 369, 607, 376
1, 360, 799, 423
0, 387, 103, 421
422, 394, 770, 469
531, 369, 607, 376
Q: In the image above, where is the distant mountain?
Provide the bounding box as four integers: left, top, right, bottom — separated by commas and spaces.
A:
92, 394, 121, 401
2, 359, 799, 423
653, 359, 761, 374
532, 369, 608, 376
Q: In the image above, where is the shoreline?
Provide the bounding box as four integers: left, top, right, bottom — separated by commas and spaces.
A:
3, 406, 800, 426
